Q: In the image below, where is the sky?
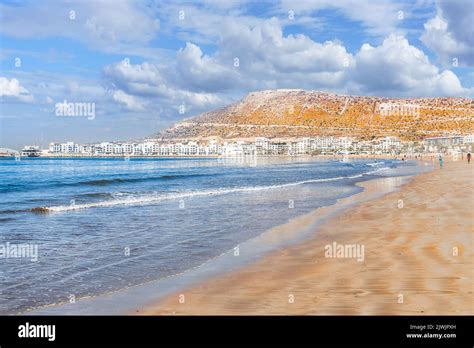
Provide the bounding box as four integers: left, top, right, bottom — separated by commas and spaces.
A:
0, 0, 473, 149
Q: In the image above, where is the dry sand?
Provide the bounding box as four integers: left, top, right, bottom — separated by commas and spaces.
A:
141, 160, 473, 315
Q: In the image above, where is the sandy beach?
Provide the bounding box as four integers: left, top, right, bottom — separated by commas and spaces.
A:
140, 159, 473, 315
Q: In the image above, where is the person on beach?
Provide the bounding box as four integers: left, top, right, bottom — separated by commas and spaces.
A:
439, 155, 444, 169
467, 152, 471, 164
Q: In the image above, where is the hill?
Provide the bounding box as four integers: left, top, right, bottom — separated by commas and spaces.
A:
157, 89, 474, 141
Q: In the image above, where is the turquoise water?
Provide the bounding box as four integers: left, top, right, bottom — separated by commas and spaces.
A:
0, 157, 426, 314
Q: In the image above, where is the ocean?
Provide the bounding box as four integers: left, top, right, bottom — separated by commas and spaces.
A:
0, 156, 429, 314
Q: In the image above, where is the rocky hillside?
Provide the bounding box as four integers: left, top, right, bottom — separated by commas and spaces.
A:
157, 89, 474, 141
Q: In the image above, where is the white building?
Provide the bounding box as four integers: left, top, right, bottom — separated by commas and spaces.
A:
45, 135, 410, 157
380, 136, 401, 152
255, 137, 269, 155
49, 142, 61, 153
463, 134, 474, 144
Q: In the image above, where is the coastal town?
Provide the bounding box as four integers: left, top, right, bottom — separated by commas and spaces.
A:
3, 90, 472, 159
7, 134, 473, 158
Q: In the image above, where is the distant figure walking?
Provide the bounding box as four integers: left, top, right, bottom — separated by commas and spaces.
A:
467, 152, 471, 164
439, 155, 444, 169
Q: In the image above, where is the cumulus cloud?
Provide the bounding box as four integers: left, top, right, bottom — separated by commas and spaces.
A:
421, 0, 474, 66
0, 77, 34, 102
172, 17, 466, 97
219, 18, 354, 73
103, 59, 224, 114
352, 35, 465, 96
173, 17, 354, 92
103, 60, 170, 98
176, 42, 240, 92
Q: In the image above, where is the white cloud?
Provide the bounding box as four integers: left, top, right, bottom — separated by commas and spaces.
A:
103, 60, 169, 98
113, 90, 147, 111
172, 17, 467, 97
0, 77, 34, 102
421, 0, 474, 66
103, 59, 224, 114
176, 42, 240, 92
436, 0, 474, 49
352, 35, 465, 96
222, 18, 354, 73
434, 70, 465, 95
279, 0, 406, 36
102, 15, 469, 111
174, 17, 354, 92
0, 0, 160, 54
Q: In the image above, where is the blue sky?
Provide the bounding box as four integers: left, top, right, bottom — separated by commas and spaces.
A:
0, 0, 473, 149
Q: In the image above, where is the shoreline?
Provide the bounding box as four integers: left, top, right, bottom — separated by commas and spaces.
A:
1, 153, 441, 160
139, 159, 473, 315
23, 160, 425, 315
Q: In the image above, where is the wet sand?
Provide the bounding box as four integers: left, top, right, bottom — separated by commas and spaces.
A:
141, 160, 473, 315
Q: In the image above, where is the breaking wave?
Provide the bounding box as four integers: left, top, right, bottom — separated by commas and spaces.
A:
31, 170, 388, 213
